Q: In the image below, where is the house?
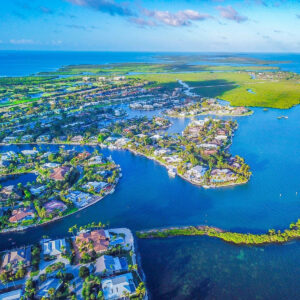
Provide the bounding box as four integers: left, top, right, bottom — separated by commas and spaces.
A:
36, 278, 62, 299
75, 229, 110, 256
21, 150, 38, 156
2, 136, 17, 143
203, 149, 218, 156
9, 208, 35, 223
42, 238, 67, 257
0, 185, 22, 201
1, 247, 31, 272
44, 200, 67, 215
94, 255, 128, 276
153, 148, 171, 156
50, 166, 71, 181
42, 162, 60, 169
36, 135, 51, 142
88, 155, 103, 165
83, 181, 108, 193
66, 191, 94, 208
102, 273, 136, 300
29, 185, 47, 196
20, 135, 33, 143
211, 168, 237, 183
186, 165, 207, 181
71, 135, 83, 143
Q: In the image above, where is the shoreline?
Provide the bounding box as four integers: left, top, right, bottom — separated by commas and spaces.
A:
136, 223, 300, 246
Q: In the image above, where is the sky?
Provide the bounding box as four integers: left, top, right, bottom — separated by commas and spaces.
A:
0, 0, 300, 52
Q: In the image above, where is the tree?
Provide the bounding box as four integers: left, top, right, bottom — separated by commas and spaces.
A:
79, 266, 90, 279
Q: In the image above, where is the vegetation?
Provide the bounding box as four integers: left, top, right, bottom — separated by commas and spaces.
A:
137, 219, 300, 246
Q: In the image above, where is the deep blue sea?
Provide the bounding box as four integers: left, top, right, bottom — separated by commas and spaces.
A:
1, 51, 300, 299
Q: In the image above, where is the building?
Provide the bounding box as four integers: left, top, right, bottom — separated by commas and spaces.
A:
1, 247, 31, 272
44, 200, 67, 215
186, 165, 207, 181
94, 255, 128, 276
9, 208, 35, 223
83, 181, 108, 193
102, 273, 136, 300
42, 239, 67, 257
75, 229, 110, 257
50, 166, 71, 181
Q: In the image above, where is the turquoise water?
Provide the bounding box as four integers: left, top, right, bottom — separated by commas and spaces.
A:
1, 52, 300, 298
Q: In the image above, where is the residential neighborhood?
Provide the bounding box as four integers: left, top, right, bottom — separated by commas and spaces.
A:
0, 225, 146, 300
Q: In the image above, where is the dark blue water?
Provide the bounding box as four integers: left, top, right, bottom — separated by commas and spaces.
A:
1, 52, 300, 299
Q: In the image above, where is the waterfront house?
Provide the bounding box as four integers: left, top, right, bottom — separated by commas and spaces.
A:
50, 166, 71, 181
9, 208, 35, 223
66, 191, 94, 208
75, 229, 110, 257
42, 238, 67, 257
1, 247, 31, 273
21, 150, 38, 157
94, 255, 128, 276
211, 168, 237, 183
83, 181, 108, 193
71, 135, 83, 143
101, 273, 136, 300
44, 200, 67, 215
186, 165, 208, 181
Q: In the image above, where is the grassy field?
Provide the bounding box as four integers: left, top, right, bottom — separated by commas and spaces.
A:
130, 72, 300, 109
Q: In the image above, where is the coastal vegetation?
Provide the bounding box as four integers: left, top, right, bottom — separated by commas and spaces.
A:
136, 219, 300, 246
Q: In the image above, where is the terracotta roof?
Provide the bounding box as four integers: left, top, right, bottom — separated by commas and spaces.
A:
9, 208, 35, 223
50, 166, 71, 181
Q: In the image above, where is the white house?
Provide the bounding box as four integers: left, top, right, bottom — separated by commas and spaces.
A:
42, 239, 67, 256
102, 273, 136, 300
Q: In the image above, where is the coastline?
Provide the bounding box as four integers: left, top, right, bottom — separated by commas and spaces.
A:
136, 223, 300, 246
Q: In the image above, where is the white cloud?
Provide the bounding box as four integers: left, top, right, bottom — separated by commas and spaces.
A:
9, 39, 36, 45
140, 9, 212, 27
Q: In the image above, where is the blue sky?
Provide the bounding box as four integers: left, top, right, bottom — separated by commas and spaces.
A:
0, 0, 300, 52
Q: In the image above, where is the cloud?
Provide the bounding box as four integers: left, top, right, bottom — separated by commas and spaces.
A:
216, 5, 248, 23
140, 9, 212, 27
129, 18, 158, 27
65, 0, 134, 16
65, 24, 99, 31
9, 39, 36, 45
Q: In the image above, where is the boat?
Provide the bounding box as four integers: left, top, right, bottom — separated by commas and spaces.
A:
277, 116, 288, 120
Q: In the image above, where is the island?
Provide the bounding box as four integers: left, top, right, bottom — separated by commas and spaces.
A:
136, 218, 300, 246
